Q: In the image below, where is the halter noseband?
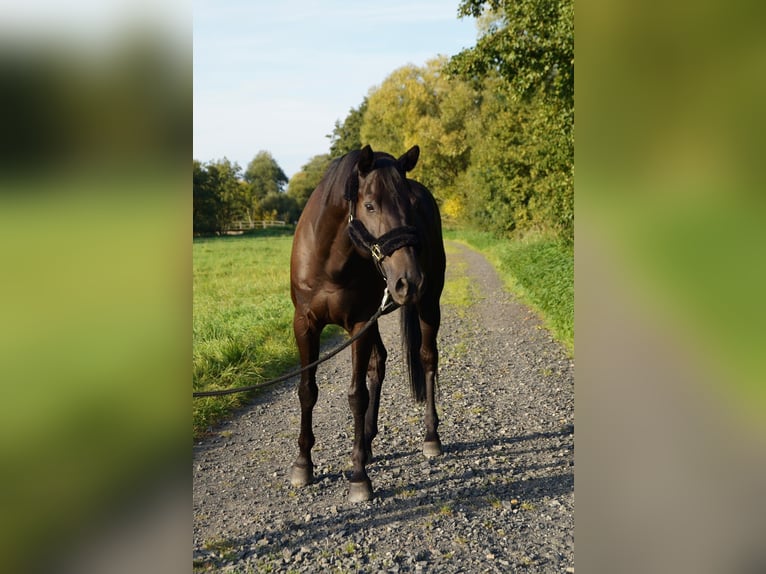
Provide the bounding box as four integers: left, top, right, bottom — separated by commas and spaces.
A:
347, 200, 420, 279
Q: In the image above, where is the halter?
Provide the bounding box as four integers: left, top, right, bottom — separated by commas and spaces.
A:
347, 199, 420, 280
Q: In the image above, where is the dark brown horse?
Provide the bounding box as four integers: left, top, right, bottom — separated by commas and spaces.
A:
289, 144, 445, 502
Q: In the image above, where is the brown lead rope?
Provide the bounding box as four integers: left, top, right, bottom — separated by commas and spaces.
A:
193, 289, 397, 398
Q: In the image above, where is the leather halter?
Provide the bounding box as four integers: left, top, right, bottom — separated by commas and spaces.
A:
347, 199, 420, 280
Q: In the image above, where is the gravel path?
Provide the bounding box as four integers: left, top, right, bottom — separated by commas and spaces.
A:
193, 241, 574, 573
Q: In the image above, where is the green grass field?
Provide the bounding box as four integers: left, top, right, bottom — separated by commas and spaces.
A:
193, 229, 298, 436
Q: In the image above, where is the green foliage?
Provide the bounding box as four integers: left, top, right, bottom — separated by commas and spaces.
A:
450, 0, 574, 106
286, 153, 333, 210
354, 31, 572, 242
242, 151, 290, 222
193, 157, 247, 233
193, 153, 292, 233
360, 58, 477, 209
461, 77, 573, 241
328, 99, 368, 157
260, 191, 300, 223
193, 159, 220, 233
244, 151, 288, 199
448, 0, 574, 243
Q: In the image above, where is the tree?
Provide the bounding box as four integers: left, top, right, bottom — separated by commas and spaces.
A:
328, 99, 368, 158
193, 159, 219, 233
242, 151, 289, 223
360, 58, 477, 208
448, 0, 574, 242
448, 0, 574, 106
193, 158, 246, 233
286, 153, 333, 211
260, 192, 300, 223
205, 158, 247, 225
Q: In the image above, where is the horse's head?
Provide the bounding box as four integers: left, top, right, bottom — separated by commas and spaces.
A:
349, 144, 424, 306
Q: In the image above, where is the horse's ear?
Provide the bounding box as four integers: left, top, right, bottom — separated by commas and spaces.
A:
398, 145, 420, 173
358, 145, 374, 176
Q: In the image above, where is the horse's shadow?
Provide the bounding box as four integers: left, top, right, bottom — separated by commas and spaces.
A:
223, 429, 573, 560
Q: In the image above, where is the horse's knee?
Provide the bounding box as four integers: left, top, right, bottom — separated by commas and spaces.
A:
347, 384, 369, 413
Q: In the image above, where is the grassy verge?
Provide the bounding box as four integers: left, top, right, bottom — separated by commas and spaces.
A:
193, 230, 299, 437
444, 228, 574, 354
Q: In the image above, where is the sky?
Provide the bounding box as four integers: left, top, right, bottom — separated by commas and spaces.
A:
193, 0, 479, 178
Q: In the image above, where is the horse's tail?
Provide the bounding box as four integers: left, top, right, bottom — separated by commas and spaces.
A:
401, 304, 426, 403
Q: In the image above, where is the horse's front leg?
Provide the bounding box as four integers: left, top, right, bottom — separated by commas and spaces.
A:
420, 305, 443, 457
348, 323, 375, 502
364, 323, 386, 461
290, 311, 321, 487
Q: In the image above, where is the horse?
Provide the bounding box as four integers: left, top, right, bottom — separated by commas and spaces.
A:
288, 144, 446, 502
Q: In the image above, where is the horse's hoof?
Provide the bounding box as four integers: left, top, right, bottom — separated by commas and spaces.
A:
289, 464, 313, 487
423, 440, 443, 458
348, 479, 373, 503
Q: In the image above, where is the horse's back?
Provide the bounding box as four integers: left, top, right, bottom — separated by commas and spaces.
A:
408, 179, 446, 293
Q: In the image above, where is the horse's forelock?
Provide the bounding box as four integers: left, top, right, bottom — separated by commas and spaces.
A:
336, 150, 408, 204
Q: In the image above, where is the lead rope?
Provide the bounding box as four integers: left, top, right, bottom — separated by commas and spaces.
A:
192, 288, 397, 398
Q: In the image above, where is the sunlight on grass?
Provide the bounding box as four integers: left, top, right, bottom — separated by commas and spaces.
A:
193, 233, 297, 437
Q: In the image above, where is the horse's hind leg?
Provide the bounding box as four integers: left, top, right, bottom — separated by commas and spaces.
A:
420, 304, 443, 457
364, 324, 387, 461
290, 311, 321, 487
348, 323, 375, 502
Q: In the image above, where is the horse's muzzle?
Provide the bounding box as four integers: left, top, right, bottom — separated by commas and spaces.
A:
390, 270, 424, 306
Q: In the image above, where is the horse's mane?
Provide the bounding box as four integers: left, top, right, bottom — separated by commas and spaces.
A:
314, 150, 360, 205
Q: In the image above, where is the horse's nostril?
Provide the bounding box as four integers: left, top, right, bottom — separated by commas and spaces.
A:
395, 277, 411, 298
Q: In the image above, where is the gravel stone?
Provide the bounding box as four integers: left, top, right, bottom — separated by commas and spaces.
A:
193, 241, 574, 572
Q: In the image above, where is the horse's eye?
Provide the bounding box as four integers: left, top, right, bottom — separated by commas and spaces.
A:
364, 203, 375, 213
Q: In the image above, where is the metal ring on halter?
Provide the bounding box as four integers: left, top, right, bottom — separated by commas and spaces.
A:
370, 244, 383, 263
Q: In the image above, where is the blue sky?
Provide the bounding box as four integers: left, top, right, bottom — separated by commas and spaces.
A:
193, 0, 478, 178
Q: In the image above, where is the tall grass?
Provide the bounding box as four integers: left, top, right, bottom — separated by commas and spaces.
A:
193, 231, 298, 437
445, 228, 574, 353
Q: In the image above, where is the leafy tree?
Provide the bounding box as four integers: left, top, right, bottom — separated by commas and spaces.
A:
360, 58, 477, 206
328, 99, 368, 158
449, 0, 574, 242
205, 158, 247, 225
448, 0, 574, 106
286, 153, 332, 210
193, 157, 246, 233
244, 150, 287, 197
260, 192, 300, 223
193, 159, 220, 233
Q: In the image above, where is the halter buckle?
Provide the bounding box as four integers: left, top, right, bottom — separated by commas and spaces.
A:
370, 244, 383, 263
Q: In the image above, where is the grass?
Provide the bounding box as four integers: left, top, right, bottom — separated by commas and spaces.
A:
444, 228, 574, 353
193, 230, 302, 437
